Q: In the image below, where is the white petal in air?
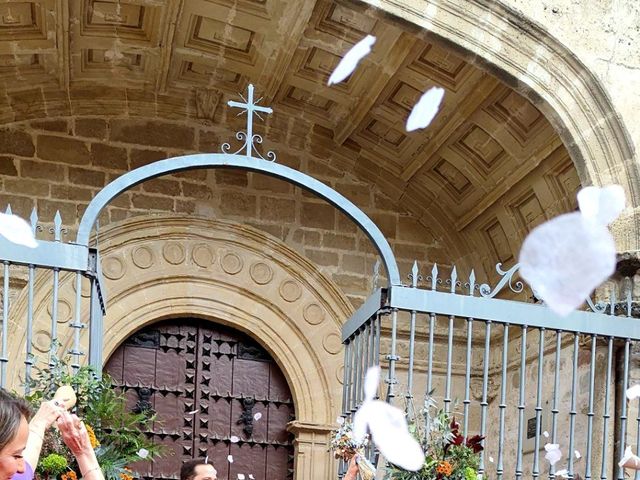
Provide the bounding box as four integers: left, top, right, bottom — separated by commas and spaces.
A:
336, 416, 344, 425
619, 446, 640, 469
238, 475, 245, 480
353, 400, 424, 471
254, 412, 262, 421
543, 431, 549, 438
577, 185, 625, 226
519, 212, 616, 316
555, 469, 569, 478
230, 436, 240, 443
575, 450, 582, 459
544, 443, 562, 466
228, 455, 234, 463
406, 87, 445, 132
0, 212, 37, 248
627, 385, 640, 400
363, 365, 381, 402
328, 35, 376, 85
137, 448, 149, 459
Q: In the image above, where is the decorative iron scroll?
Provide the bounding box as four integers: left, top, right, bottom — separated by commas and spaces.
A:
478, 263, 524, 298
221, 84, 277, 162
237, 396, 256, 437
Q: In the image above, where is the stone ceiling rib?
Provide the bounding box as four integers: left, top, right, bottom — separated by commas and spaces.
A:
56, 0, 70, 91
157, 0, 185, 92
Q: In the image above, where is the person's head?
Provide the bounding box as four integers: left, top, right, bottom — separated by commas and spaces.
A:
180, 459, 217, 480
0, 389, 31, 480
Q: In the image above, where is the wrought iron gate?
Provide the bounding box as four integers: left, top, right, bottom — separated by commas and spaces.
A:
340, 261, 640, 480
105, 319, 294, 480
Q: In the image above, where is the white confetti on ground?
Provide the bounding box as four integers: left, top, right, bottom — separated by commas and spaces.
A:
228, 455, 234, 463
406, 87, 445, 132
328, 35, 376, 85
352, 366, 424, 471
544, 443, 562, 466
254, 412, 262, 421
0, 212, 37, 248
230, 436, 240, 443
520, 185, 625, 316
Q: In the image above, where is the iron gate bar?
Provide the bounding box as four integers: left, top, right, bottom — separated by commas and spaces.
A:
0, 236, 88, 271
75, 154, 401, 288
341, 288, 384, 341
386, 285, 640, 339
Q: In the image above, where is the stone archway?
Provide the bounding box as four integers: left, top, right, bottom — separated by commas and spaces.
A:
7, 215, 352, 479
366, 0, 640, 250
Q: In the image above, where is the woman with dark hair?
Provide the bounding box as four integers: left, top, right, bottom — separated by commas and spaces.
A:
0, 389, 105, 480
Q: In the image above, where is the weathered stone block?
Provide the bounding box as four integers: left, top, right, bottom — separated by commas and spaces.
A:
68, 167, 106, 187
215, 169, 248, 187
323, 232, 356, 250
220, 191, 256, 217
91, 144, 128, 171
131, 193, 174, 211
30, 120, 69, 133
75, 118, 108, 140
181, 182, 211, 200
175, 199, 197, 214
0, 157, 18, 176
0, 129, 35, 157
5, 178, 49, 197
252, 174, 292, 194
304, 248, 339, 266
21, 160, 65, 181
110, 120, 194, 149
259, 197, 295, 222
38, 135, 90, 165
129, 149, 168, 169
51, 184, 94, 202
37, 199, 77, 224
142, 178, 181, 197
0, 194, 33, 216
301, 202, 335, 229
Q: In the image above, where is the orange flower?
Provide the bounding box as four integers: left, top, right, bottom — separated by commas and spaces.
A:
436, 460, 453, 476
61, 471, 78, 480
119, 471, 134, 480
85, 424, 100, 448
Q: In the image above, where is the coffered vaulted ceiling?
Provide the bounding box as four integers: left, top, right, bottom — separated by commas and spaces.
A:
0, 0, 580, 268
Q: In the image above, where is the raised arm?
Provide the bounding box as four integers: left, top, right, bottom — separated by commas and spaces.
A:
23, 401, 63, 469
57, 412, 104, 480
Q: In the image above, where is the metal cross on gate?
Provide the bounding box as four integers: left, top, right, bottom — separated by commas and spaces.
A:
227, 84, 273, 158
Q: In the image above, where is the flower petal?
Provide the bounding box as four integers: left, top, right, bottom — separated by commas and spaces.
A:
406, 87, 445, 132
137, 448, 149, 459
230, 435, 240, 443
364, 365, 381, 402
626, 385, 640, 400
577, 185, 625, 226
328, 35, 376, 85
519, 212, 616, 316
544, 443, 562, 466
0, 212, 37, 248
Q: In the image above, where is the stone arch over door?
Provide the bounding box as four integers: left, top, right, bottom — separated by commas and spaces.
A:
7, 215, 352, 479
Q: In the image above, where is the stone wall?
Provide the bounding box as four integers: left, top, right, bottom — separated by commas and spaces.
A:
0, 115, 450, 307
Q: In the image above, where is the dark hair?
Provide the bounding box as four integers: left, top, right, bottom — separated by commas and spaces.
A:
0, 388, 32, 453
180, 459, 211, 480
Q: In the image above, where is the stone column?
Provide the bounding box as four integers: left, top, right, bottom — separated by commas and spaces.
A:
287, 421, 335, 480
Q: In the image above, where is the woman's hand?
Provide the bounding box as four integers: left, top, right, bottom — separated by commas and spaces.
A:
30, 400, 64, 431
57, 412, 92, 456
343, 455, 359, 480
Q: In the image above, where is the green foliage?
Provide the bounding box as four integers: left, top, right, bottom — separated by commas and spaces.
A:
384, 396, 484, 480
38, 454, 68, 476
25, 355, 163, 480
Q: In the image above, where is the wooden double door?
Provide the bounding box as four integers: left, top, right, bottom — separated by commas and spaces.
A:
105, 319, 295, 480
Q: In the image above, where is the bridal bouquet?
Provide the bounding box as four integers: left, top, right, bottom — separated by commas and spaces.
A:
385, 399, 484, 480
330, 418, 377, 480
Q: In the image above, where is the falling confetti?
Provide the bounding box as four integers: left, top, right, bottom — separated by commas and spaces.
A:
352, 366, 424, 471
0, 212, 37, 248
328, 35, 376, 85
230, 436, 240, 443
237, 475, 245, 480
626, 385, 640, 400
543, 431, 549, 438
489, 456, 494, 463
249, 476, 255, 480
519, 185, 625, 316
137, 448, 149, 459
336, 416, 345, 425
405, 87, 445, 132
555, 469, 569, 478
254, 412, 262, 421
186, 409, 199, 415
575, 450, 582, 460
619, 446, 640, 469
228, 455, 234, 463
544, 443, 562, 466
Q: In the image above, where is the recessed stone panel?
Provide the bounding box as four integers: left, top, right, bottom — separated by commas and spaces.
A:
453, 125, 506, 171
432, 158, 471, 196
409, 43, 468, 91
0, 2, 45, 40
315, 1, 376, 40
484, 219, 513, 264
512, 190, 546, 232
485, 89, 544, 144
